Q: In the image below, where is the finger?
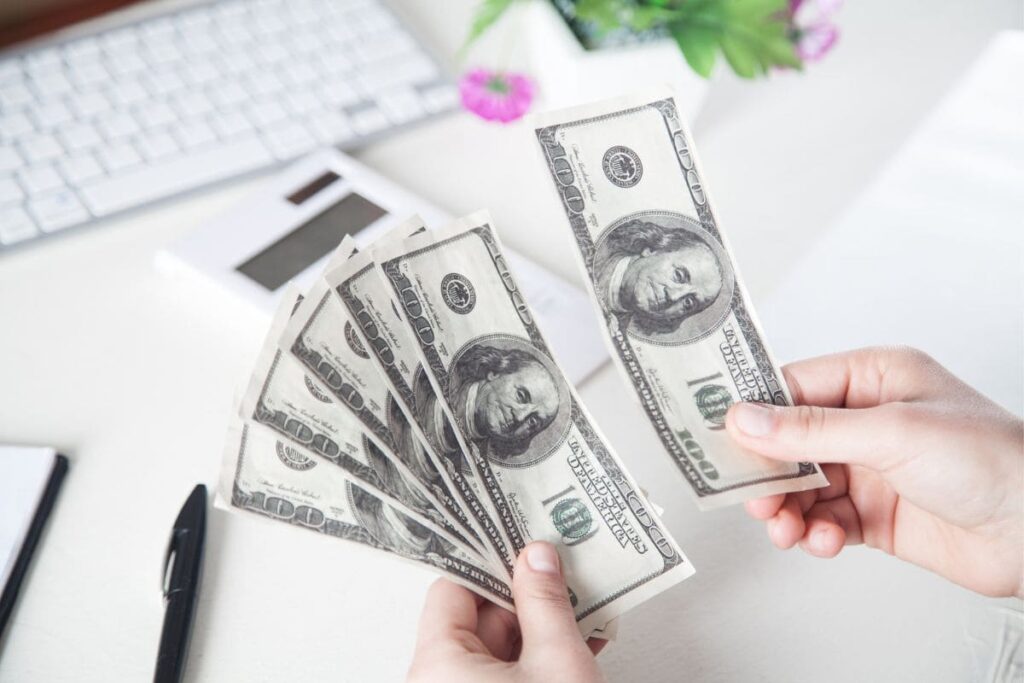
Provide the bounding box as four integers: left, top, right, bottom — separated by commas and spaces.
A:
799, 497, 864, 558
817, 463, 848, 501
726, 401, 910, 471
417, 579, 481, 646
587, 638, 608, 656
512, 542, 588, 658
476, 602, 520, 661
783, 346, 948, 409
745, 494, 785, 520
767, 495, 806, 549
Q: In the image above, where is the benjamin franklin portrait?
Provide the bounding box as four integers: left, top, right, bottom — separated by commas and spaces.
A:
448, 338, 570, 467
594, 213, 735, 343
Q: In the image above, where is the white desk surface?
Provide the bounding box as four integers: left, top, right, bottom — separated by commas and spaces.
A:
1, 2, 1021, 681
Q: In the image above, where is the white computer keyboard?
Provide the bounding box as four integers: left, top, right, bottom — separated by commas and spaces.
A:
0, 0, 458, 251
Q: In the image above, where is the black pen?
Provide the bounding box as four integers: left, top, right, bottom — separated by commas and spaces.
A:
155, 484, 207, 683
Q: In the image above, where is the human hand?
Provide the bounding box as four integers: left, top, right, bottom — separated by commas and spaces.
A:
407, 542, 606, 683
726, 346, 1023, 598
405, 544, 602, 683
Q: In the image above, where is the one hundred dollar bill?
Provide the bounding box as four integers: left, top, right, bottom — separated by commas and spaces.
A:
219, 419, 513, 608
531, 88, 827, 509
238, 289, 485, 561
279, 238, 489, 560
325, 221, 516, 577
376, 212, 694, 634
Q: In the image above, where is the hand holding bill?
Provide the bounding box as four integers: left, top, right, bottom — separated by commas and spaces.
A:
728, 346, 1024, 599
408, 542, 606, 683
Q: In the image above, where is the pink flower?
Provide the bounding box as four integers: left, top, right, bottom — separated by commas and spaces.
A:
795, 22, 839, 61
459, 69, 534, 123
789, 0, 841, 62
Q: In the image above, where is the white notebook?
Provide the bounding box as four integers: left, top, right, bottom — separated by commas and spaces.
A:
0, 446, 63, 595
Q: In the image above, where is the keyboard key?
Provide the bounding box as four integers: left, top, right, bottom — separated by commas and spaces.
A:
106, 51, 147, 77
284, 89, 320, 115
308, 110, 354, 144
59, 123, 103, 152
97, 142, 142, 172
209, 81, 249, 109
109, 79, 149, 106
244, 71, 285, 98
98, 112, 141, 141
79, 136, 274, 216
182, 30, 218, 56
349, 106, 388, 136
182, 61, 219, 86
30, 71, 74, 98
281, 62, 318, 87
0, 176, 24, 205
210, 110, 253, 138
60, 154, 105, 184
375, 87, 424, 124
315, 51, 352, 76
29, 189, 90, 233
137, 131, 180, 160
135, 101, 177, 129
0, 147, 24, 174
321, 81, 360, 108
0, 112, 34, 142
25, 48, 62, 73
68, 61, 109, 88
0, 82, 34, 110
146, 70, 186, 96
0, 207, 38, 246
218, 48, 254, 75
21, 134, 64, 163
146, 39, 182, 66
173, 120, 216, 149
68, 91, 111, 118
18, 165, 65, 195
171, 91, 214, 119
33, 100, 73, 129
246, 100, 288, 128
262, 122, 316, 160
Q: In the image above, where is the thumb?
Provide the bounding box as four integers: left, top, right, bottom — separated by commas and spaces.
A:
512, 542, 587, 658
726, 401, 908, 471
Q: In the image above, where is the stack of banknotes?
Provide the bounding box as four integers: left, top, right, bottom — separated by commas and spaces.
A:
217, 88, 828, 635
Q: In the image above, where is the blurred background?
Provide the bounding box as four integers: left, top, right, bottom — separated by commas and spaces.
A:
0, 1, 1020, 681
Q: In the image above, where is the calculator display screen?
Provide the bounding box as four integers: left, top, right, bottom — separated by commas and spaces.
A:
235, 192, 387, 291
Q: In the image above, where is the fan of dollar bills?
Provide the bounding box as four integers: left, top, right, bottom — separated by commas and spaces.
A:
217, 88, 828, 635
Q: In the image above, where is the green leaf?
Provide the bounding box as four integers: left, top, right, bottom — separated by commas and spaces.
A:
671, 23, 720, 78
574, 0, 626, 32
718, 33, 760, 77
462, 0, 516, 51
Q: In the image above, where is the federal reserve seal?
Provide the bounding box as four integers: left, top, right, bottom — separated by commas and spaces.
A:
276, 441, 316, 470
550, 498, 594, 544
602, 145, 643, 188
694, 384, 733, 426
440, 273, 476, 314
344, 320, 369, 359
304, 375, 332, 403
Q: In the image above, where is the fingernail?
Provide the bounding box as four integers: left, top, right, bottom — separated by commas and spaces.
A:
526, 542, 560, 575
733, 402, 776, 437
811, 528, 830, 553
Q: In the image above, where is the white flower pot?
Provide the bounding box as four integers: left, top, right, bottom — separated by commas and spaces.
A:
523, 0, 709, 122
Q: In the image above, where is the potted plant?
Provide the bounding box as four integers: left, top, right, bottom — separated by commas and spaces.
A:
459, 0, 841, 122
